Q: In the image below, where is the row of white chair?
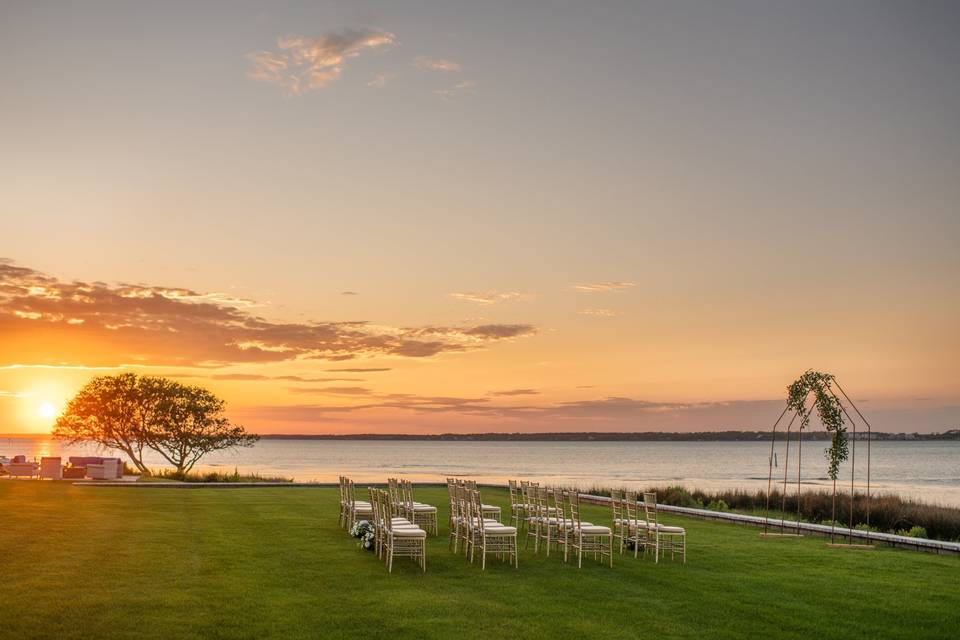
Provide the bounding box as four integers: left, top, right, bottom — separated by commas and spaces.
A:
509, 481, 686, 563
447, 478, 517, 569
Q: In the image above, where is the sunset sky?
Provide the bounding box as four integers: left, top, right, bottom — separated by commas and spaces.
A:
2, 1, 958, 434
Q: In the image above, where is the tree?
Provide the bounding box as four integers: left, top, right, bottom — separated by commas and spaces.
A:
54, 373, 258, 476
143, 383, 258, 475
53, 373, 168, 474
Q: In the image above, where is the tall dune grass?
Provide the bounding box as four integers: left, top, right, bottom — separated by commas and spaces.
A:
574, 484, 960, 542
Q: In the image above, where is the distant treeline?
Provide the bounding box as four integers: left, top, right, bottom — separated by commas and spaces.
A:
260, 429, 960, 442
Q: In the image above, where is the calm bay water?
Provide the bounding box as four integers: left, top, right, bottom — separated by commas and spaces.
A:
3, 436, 958, 506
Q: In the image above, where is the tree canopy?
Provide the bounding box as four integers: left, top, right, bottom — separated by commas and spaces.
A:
54, 374, 258, 476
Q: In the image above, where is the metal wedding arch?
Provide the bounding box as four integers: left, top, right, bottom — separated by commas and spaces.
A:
762, 374, 873, 546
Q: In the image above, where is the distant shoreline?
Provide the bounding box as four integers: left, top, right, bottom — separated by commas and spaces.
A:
4, 429, 957, 442
254, 430, 959, 442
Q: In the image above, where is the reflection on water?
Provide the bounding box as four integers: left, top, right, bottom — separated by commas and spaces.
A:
2, 436, 958, 506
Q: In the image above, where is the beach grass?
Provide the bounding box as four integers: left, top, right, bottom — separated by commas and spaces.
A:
0, 483, 956, 639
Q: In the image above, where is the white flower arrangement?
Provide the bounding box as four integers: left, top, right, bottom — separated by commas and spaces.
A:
350, 519, 375, 551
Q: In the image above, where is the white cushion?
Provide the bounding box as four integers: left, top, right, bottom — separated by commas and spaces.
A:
653, 525, 685, 534
483, 526, 517, 534
392, 528, 427, 537
576, 525, 612, 535
412, 505, 437, 513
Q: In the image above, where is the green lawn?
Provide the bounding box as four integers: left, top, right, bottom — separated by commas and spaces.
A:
0, 483, 957, 639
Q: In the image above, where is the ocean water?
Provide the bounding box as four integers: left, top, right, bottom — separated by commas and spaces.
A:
2, 436, 958, 506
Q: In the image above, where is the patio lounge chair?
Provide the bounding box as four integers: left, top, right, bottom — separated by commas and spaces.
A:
40, 457, 63, 480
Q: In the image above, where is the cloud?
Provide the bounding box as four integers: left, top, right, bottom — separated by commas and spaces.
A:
341, 291, 358, 296
403, 324, 537, 342
169, 373, 363, 383
289, 386, 373, 395
491, 389, 539, 396
326, 367, 391, 373
0, 390, 31, 398
578, 308, 619, 317
235, 395, 785, 428
247, 28, 396, 96
414, 57, 461, 72
572, 281, 635, 292
450, 291, 533, 305
434, 80, 476, 101
0, 259, 537, 368
366, 72, 392, 88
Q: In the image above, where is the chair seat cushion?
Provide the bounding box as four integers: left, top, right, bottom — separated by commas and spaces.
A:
576, 525, 612, 535
654, 525, 685, 534
392, 527, 427, 537
616, 518, 649, 528
412, 505, 437, 513
481, 504, 501, 510
483, 526, 517, 535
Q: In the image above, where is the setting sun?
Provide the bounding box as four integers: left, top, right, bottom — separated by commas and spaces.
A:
38, 401, 58, 420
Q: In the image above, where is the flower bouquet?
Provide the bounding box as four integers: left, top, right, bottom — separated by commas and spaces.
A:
350, 519, 375, 551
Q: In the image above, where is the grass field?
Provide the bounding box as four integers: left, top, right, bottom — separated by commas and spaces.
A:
0, 483, 957, 639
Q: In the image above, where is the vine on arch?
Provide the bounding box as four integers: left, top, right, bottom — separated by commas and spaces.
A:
786, 370, 847, 480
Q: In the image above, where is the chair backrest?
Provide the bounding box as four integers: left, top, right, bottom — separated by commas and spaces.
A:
625, 491, 642, 523
643, 492, 659, 528
456, 483, 469, 522
567, 491, 583, 530
610, 489, 623, 521
551, 488, 568, 528
404, 479, 416, 518
532, 485, 548, 520
508, 480, 519, 507
470, 490, 485, 534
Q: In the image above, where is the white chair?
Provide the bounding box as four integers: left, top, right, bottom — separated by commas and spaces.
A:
566, 492, 613, 568
374, 488, 426, 572
643, 492, 686, 563
468, 490, 517, 569
40, 457, 62, 480
402, 479, 438, 535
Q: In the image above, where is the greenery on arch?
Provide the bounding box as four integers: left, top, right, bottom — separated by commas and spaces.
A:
786, 370, 847, 480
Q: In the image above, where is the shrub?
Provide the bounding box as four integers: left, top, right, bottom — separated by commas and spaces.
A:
594, 485, 960, 542
151, 467, 292, 483
897, 526, 928, 539
707, 499, 730, 512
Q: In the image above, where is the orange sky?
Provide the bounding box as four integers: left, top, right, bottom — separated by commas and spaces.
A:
1, 3, 958, 434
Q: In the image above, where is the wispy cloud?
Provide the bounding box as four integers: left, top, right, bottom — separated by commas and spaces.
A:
578, 308, 619, 317
414, 57, 461, 72
341, 291, 358, 296
572, 281, 635, 292
366, 72, 392, 88
450, 291, 533, 305
169, 373, 363, 383
247, 28, 396, 96
289, 386, 373, 396
0, 259, 537, 368
326, 367, 391, 373
434, 80, 476, 101
490, 389, 539, 396
0, 390, 32, 398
